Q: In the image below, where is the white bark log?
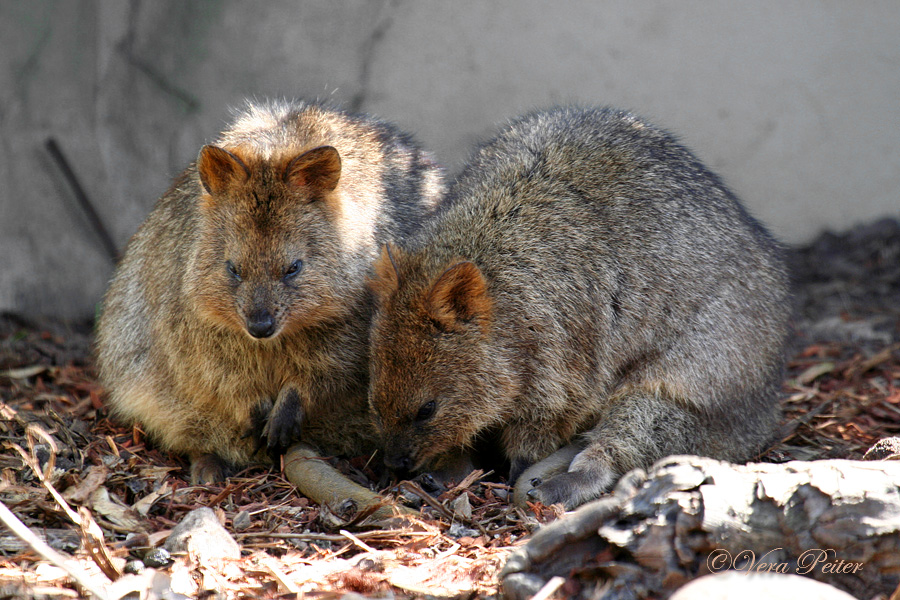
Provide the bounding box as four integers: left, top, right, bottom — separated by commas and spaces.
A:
501, 455, 900, 600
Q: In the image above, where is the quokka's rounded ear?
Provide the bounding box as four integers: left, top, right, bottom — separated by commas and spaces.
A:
197, 145, 250, 197
426, 261, 492, 332
283, 145, 341, 192
369, 243, 402, 303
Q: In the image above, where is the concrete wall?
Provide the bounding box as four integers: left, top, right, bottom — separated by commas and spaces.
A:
3, 1, 899, 318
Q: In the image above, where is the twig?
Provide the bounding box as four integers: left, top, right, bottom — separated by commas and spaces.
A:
339, 529, 378, 554
399, 480, 489, 536
13, 426, 123, 580
262, 557, 300, 594
236, 530, 436, 542
531, 575, 566, 600
14, 433, 78, 525
398, 480, 456, 521
434, 542, 461, 561
447, 468, 489, 496
0, 501, 111, 600
78, 506, 122, 581
207, 481, 248, 507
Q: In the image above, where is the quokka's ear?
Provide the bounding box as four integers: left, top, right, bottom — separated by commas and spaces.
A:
426, 261, 492, 332
197, 145, 250, 197
370, 243, 402, 302
283, 145, 341, 192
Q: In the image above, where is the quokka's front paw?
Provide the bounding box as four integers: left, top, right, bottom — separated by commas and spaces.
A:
260, 387, 305, 459
243, 397, 274, 456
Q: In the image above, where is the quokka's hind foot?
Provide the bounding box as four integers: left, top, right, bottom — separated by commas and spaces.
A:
523, 387, 715, 509
525, 455, 618, 509
190, 453, 235, 484
512, 441, 586, 506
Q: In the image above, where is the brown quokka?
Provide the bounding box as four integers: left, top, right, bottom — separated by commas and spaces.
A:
96, 99, 445, 483
368, 106, 790, 509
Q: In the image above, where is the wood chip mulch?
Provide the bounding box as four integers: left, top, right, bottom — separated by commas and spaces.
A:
1, 218, 898, 599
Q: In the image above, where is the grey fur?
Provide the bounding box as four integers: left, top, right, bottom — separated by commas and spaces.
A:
369, 106, 790, 509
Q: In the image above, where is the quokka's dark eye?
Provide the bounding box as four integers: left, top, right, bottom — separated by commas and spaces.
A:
283, 259, 303, 282
225, 260, 242, 282
415, 400, 436, 423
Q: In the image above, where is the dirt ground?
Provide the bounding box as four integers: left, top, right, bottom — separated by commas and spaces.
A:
1, 217, 899, 599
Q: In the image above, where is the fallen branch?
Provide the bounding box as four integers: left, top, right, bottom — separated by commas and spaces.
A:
501, 455, 900, 599
283, 443, 413, 522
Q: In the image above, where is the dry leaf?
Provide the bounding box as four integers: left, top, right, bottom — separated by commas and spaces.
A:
796, 362, 835, 385
78, 505, 123, 581
89, 486, 145, 532
450, 493, 473, 520
388, 555, 479, 596
62, 465, 108, 504
133, 481, 171, 517
1, 365, 48, 380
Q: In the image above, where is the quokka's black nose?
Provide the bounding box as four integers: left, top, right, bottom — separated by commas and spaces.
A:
246, 310, 276, 339
384, 453, 414, 473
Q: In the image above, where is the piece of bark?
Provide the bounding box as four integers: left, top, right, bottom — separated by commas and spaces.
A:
163, 507, 239, 563
283, 444, 412, 522
863, 436, 900, 460
0, 527, 80, 554
501, 455, 900, 600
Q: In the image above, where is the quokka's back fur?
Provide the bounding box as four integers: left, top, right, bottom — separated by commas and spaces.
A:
368, 106, 790, 508
96, 99, 445, 482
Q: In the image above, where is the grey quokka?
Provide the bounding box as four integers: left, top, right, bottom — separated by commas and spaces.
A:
368, 106, 790, 509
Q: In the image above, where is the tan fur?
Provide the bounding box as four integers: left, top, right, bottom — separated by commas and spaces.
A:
96, 100, 445, 482
368, 106, 791, 508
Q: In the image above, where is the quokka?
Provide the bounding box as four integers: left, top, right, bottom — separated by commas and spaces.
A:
96, 100, 445, 483
368, 106, 790, 508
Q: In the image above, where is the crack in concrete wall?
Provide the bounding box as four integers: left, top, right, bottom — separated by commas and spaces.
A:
349, 0, 399, 113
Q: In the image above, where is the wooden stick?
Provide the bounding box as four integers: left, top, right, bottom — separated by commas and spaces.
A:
283, 443, 413, 522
